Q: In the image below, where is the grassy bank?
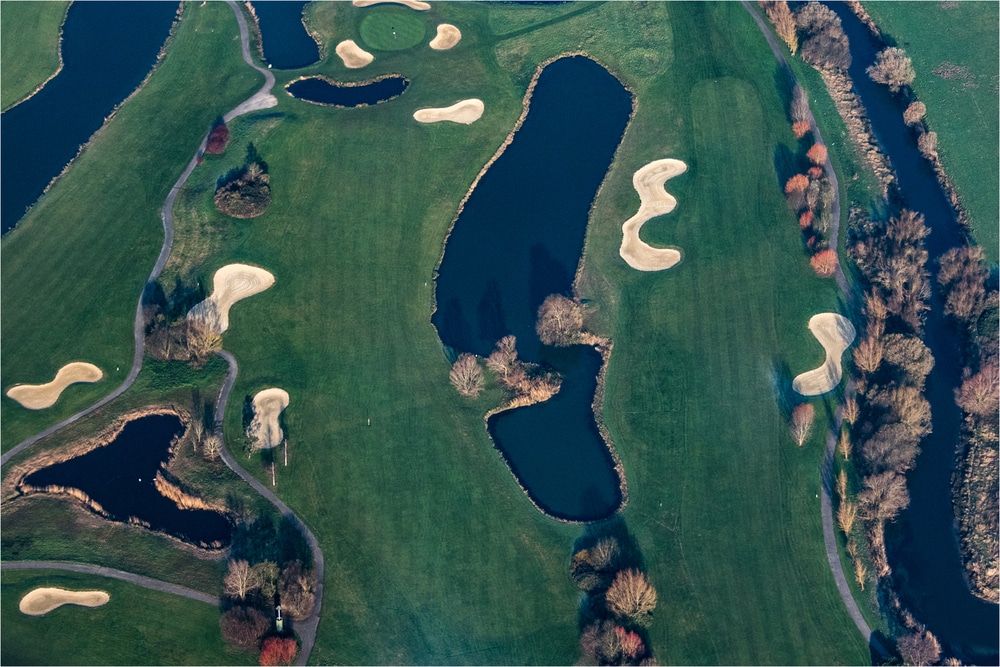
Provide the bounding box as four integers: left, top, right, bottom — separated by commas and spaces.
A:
862, 1, 999, 264
0, 1, 69, 111
1, 569, 254, 665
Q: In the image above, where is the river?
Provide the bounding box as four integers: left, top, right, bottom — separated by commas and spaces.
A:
827, 4, 999, 662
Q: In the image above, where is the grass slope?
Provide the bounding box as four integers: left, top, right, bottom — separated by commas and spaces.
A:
0, 1, 69, 111
863, 1, 1000, 264
1, 569, 254, 665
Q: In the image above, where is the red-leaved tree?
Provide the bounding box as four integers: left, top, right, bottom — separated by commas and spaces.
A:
808, 166, 825, 179
614, 626, 645, 660
792, 120, 811, 139
785, 174, 809, 194
810, 248, 838, 277
259, 637, 298, 666
799, 210, 814, 230
205, 123, 229, 155
806, 143, 828, 165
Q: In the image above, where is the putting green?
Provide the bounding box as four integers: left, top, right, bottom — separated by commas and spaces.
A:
359, 10, 425, 51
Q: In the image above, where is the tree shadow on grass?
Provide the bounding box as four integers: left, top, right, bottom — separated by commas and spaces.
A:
770, 356, 798, 422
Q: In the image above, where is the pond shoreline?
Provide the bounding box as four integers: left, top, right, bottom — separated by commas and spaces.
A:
1, 2, 70, 113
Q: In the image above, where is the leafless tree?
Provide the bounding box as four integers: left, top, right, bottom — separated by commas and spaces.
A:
897, 629, 942, 666
858, 471, 910, 520
853, 337, 884, 375
836, 469, 848, 500
536, 294, 584, 347
903, 101, 926, 126
867, 47, 915, 92
590, 537, 622, 572
486, 335, 518, 379
917, 131, 938, 159
839, 429, 853, 460
938, 246, 988, 322
864, 291, 890, 322
861, 422, 922, 473
220, 605, 270, 650
223, 559, 257, 600
881, 333, 935, 384
872, 385, 933, 438
955, 364, 999, 417
763, 1, 798, 54
280, 561, 316, 620
449, 353, 484, 398
838, 500, 857, 535
605, 569, 658, 626
251, 561, 279, 598
186, 320, 222, 367
795, 2, 851, 70
790, 403, 815, 446
843, 397, 860, 426
853, 558, 868, 591
203, 434, 223, 461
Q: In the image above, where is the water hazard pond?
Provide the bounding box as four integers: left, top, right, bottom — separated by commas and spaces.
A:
286, 75, 409, 108
433, 55, 632, 522
22, 413, 231, 547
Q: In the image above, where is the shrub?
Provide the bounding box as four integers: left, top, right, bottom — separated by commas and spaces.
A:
792, 119, 811, 138
220, 605, 271, 650
799, 210, 814, 230
866, 47, 915, 93
215, 161, 272, 218
259, 636, 298, 666
785, 174, 810, 211
205, 122, 229, 154
806, 143, 828, 166
810, 248, 838, 277
903, 101, 926, 126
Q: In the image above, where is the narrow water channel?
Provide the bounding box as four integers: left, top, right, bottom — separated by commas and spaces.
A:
0, 2, 178, 234
827, 4, 999, 662
432, 55, 631, 521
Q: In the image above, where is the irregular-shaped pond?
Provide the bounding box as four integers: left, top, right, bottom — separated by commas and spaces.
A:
286, 75, 408, 107
23, 413, 231, 547
250, 1, 319, 70
432, 55, 632, 522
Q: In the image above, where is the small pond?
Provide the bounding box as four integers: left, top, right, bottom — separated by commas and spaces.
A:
23, 413, 231, 547
432, 55, 632, 521
0, 1, 178, 234
250, 1, 319, 70
286, 75, 409, 107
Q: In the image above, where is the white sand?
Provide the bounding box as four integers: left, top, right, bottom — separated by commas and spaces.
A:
187, 264, 274, 334
19, 588, 109, 616
352, 0, 430, 9
792, 313, 857, 396
413, 98, 484, 124
336, 40, 374, 69
250, 388, 290, 450
429, 24, 461, 50
619, 159, 687, 271
6, 362, 103, 410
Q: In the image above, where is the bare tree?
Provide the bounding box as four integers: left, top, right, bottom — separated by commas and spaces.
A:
897, 629, 942, 666
882, 333, 935, 384
917, 131, 938, 159
843, 397, 860, 426
605, 569, 658, 626
589, 537, 622, 572
203, 433, 223, 461
486, 335, 518, 379
764, 1, 798, 54
790, 403, 815, 446
955, 364, 999, 417
795, 2, 851, 70
536, 294, 583, 347
858, 471, 910, 520
838, 430, 852, 460
866, 47, 915, 92
853, 558, 868, 591
251, 561, 279, 598
872, 385, 933, 438
791, 85, 810, 122
838, 500, 857, 535
186, 320, 222, 367
223, 559, 257, 600
836, 469, 848, 500
864, 291, 890, 322
853, 336, 884, 374
938, 246, 988, 322
861, 422, 922, 473
449, 353, 484, 398
903, 101, 926, 126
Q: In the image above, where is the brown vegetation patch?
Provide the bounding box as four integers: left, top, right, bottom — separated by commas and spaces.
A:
6, 362, 103, 410
932, 61, 972, 81
19, 587, 109, 616
214, 161, 271, 219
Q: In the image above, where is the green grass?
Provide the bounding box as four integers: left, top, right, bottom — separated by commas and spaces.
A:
359, 9, 427, 51
1, 569, 255, 665
0, 1, 69, 111
2, 1, 878, 664
863, 1, 1000, 264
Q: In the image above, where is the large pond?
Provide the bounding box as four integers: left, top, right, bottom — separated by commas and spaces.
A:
250, 1, 319, 70
0, 1, 177, 234
23, 413, 231, 547
286, 76, 409, 107
432, 55, 631, 522
828, 4, 999, 662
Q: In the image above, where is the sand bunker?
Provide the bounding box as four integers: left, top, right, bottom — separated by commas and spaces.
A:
19, 587, 110, 616
249, 388, 289, 450
619, 159, 687, 271
429, 24, 461, 50
792, 313, 857, 396
187, 264, 274, 334
352, 0, 430, 10
6, 362, 103, 410
336, 40, 374, 69
413, 98, 484, 124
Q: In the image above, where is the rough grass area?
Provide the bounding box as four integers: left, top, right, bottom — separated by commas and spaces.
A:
0, 569, 254, 665
358, 9, 427, 51
0, 1, 69, 111
863, 1, 1000, 264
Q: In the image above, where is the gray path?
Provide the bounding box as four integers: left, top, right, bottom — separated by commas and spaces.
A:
742, 2, 887, 659
1, 561, 219, 606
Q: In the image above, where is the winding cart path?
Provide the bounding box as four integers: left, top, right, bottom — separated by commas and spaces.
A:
2, 4, 322, 664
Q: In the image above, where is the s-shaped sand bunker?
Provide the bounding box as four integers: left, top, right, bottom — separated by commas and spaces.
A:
188, 264, 274, 334
429, 24, 461, 50
19, 588, 110, 616
620, 159, 687, 271
249, 388, 289, 449
6, 362, 103, 410
792, 313, 856, 396
413, 99, 483, 124
336, 40, 374, 69
353, 0, 430, 9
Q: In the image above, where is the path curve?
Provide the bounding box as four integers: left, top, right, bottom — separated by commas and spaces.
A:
1, 561, 219, 606
742, 2, 887, 660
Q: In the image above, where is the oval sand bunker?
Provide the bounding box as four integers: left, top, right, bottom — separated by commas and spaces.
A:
19, 587, 110, 616
6, 362, 103, 410
792, 313, 856, 396
620, 159, 687, 271
249, 387, 289, 449
336, 40, 374, 69
187, 264, 274, 334
352, 0, 430, 10
413, 98, 483, 124
429, 24, 461, 50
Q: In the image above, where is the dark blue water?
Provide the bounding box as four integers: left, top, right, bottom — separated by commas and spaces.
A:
827, 4, 999, 662
250, 1, 318, 70
286, 76, 408, 107
24, 413, 231, 547
0, 2, 177, 234
432, 56, 631, 521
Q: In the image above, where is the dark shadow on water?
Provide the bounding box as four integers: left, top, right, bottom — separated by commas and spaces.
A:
476, 280, 507, 345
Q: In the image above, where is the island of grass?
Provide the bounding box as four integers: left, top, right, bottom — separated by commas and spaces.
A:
0, 1, 69, 111
0, 1, 889, 664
